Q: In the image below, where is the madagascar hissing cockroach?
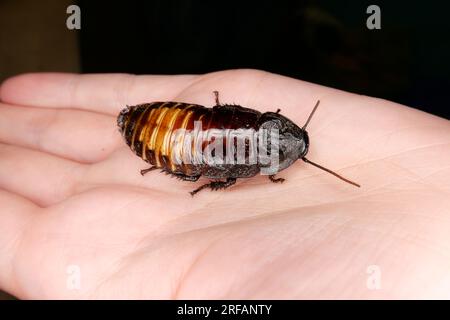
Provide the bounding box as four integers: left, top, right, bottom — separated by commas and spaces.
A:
117, 91, 360, 195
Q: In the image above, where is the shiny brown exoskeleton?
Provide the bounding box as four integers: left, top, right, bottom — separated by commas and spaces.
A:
117, 91, 360, 195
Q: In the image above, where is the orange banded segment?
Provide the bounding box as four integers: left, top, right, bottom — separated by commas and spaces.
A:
121, 102, 214, 173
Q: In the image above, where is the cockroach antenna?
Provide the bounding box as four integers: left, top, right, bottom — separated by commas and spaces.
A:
300, 100, 360, 188
302, 100, 320, 130
302, 157, 360, 187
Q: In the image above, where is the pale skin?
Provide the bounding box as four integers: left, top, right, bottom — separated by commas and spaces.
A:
0, 69, 449, 299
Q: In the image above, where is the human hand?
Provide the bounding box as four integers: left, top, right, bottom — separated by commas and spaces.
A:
0, 70, 449, 299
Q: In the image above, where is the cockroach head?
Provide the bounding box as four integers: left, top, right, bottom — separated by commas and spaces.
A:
258, 111, 310, 171
271, 112, 309, 156
258, 101, 321, 172
263, 100, 320, 161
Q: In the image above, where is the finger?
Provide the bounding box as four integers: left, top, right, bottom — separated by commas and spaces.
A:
0, 143, 82, 207
0, 70, 359, 129
0, 103, 121, 163
0, 142, 198, 207
0, 73, 197, 115
0, 188, 37, 296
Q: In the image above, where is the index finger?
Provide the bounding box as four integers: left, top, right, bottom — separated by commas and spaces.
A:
0, 73, 197, 115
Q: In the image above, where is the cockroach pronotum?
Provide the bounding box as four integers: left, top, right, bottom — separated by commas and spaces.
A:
117, 91, 360, 195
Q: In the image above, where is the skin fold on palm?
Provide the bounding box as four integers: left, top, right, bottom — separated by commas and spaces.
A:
0, 69, 449, 299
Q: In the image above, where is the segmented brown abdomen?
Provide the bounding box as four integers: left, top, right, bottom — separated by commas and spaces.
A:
118, 102, 261, 175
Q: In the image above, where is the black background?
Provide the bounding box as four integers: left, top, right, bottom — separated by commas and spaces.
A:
0, 299, 430, 318
79, 0, 450, 119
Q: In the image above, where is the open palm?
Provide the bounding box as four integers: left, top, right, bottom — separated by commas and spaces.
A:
0, 70, 449, 299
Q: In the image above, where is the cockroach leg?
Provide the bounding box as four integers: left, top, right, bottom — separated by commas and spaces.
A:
213, 90, 221, 105
174, 173, 200, 182
268, 174, 285, 183
190, 177, 237, 196
140, 166, 158, 176
210, 177, 237, 190
190, 184, 209, 196
160, 168, 200, 181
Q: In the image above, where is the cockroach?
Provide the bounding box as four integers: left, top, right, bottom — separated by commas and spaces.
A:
117, 91, 360, 195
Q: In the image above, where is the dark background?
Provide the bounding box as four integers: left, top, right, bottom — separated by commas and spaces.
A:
1, 1, 449, 119
78, 0, 450, 119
